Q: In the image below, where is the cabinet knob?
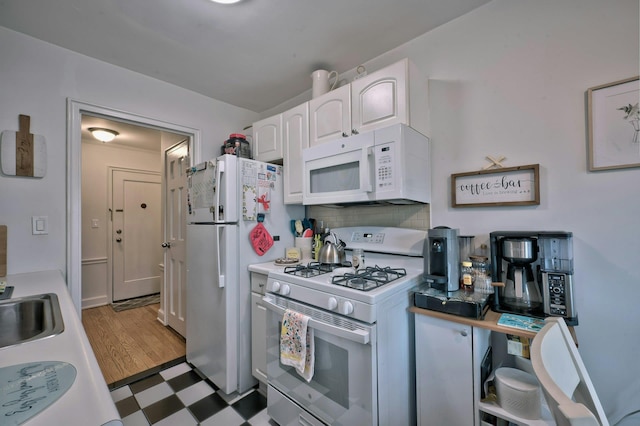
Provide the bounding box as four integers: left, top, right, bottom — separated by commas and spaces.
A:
116, 238, 122, 243
342, 132, 349, 137
460, 330, 468, 337
351, 129, 359, 135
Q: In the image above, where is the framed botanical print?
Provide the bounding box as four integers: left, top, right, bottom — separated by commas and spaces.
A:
587, 76, 640, 171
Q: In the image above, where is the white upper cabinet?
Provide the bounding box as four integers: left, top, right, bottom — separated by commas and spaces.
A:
282, 102, 309, 204
253, 114, 283, 162
308, 84, 351, 147
309, 58, 428, 147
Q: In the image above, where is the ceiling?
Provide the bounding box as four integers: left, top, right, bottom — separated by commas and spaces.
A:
0, 0, 491, 113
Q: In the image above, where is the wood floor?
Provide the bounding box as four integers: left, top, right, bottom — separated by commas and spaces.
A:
82, 303, 186, 386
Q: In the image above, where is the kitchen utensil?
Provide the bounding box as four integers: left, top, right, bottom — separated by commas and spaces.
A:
311, 69, 339, 98
302, 228, 313, 238
0, 115, 47, 178
295, 220, 303, 236
317, 233, 346, 264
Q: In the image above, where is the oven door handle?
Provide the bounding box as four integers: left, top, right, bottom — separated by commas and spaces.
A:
260, 296, 371, 345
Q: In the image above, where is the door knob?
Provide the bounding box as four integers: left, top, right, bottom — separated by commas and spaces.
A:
116, 238, 122, 243
161, 242, 172, 248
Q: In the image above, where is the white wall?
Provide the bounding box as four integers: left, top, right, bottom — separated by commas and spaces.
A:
0, 27, 259, 279
357, 0, 636, 422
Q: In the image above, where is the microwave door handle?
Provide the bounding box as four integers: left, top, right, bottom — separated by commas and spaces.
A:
361, 147, 374, 193
260, 296, 370, 344
215, 226, 225, 288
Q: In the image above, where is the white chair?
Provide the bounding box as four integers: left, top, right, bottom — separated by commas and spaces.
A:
530, 317, 609, 426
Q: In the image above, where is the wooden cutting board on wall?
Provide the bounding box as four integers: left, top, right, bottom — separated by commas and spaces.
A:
0, 225, 6, 277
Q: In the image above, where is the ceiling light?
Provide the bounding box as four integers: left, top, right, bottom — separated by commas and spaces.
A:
210, 0, 242, 4
89, 127, 119, 142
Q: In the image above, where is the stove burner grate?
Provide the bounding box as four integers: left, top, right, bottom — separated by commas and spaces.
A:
284, 261, 352, 278
331, 265, 407, 291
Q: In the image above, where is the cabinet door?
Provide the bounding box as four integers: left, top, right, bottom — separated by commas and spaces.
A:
282, 102, 309, 204
253, 114, 283, 162
351, 59, 408, 135
309, 84, 351, 147
251, 292, 268, 383
415, 314, 475, 426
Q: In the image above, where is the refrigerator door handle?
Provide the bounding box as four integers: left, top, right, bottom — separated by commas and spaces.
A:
215, 225, 224, 288
214, 159, 225, 222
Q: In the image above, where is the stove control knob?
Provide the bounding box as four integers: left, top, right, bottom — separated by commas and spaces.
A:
327, 297, 338, 310
340, 301, 354, 315
280, 284, 290, 296
271, 281, 280, 292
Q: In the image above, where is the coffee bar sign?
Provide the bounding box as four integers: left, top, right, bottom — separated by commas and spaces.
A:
451, 164, 540, 207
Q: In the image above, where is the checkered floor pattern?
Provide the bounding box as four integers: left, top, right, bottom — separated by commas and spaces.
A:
110, 359, 274, 425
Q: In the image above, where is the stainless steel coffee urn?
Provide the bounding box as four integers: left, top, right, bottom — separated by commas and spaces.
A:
490, 231, 578, 325
424, 227, 460, 292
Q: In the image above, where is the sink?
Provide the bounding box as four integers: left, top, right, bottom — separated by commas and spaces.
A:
0, 293, 64, 348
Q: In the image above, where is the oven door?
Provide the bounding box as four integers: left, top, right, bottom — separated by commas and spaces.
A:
261, 294, 377, 426
302, 131, 374, 205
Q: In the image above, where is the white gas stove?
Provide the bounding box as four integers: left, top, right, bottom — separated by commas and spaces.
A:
266, 227, 425, 324
263, 226, 427, 426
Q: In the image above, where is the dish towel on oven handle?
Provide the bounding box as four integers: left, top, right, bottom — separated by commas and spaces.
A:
280, 309, 315, 382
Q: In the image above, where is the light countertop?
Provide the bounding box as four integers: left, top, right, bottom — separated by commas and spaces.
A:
0, 270, 121, 425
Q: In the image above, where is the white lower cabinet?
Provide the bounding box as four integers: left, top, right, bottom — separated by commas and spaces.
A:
415, 314, 491, 426
251, 272, 268, 384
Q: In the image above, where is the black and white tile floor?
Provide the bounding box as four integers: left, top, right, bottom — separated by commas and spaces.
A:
110, 358, 275, 425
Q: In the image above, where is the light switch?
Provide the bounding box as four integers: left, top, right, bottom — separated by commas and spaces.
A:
32, 216, 48, 235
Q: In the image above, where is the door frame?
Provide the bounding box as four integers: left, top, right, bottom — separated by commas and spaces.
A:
66, 99, 200, 316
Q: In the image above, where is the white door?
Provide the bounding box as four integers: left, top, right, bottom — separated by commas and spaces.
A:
112, 170, 162, 301
164, 140, 189, 337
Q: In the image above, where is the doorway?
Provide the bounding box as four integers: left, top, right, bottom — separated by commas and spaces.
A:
68, 99, 200, 314
68, 100, 199, 380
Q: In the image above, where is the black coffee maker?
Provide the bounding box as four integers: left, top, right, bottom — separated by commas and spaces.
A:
490, 231, 578, 325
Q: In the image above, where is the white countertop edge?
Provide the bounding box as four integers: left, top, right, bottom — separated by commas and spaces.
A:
1, 270, 122, 425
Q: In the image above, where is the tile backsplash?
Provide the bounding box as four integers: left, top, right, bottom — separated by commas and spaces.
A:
307, 204, 430, 231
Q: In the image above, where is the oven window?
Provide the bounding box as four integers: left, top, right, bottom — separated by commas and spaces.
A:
309, 162, 359, 194
280, 334, 350, 408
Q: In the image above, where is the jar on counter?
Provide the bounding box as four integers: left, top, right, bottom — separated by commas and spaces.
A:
460, 261, 475, 292
470, 255, 493, 294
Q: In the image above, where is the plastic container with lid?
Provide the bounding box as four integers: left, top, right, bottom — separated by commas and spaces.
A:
495, 367, 541, 419
221, 133, 252, 158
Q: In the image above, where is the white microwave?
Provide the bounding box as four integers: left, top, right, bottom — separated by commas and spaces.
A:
302, 124, 430, 205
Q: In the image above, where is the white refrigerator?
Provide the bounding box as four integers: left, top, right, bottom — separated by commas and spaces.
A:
186, 154, 304, 394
